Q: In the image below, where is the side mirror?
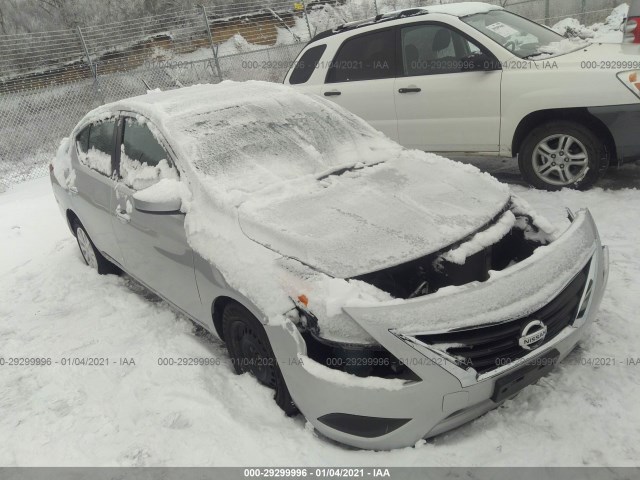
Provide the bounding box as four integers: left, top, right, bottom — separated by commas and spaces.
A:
462, 53, 501, 72
132, 195, 182, 214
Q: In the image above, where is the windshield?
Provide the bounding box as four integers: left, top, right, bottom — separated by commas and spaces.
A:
462, 10, 570, 59
175, 93, 396, 194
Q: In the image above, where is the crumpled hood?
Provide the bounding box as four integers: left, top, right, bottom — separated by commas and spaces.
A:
237, 153, 510, 278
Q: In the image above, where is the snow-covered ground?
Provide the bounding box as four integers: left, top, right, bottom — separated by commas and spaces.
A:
1, 160, 639, 465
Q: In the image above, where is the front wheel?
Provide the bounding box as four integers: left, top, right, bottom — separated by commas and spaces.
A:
518, 121, 607, 190
222, 302, 298, 416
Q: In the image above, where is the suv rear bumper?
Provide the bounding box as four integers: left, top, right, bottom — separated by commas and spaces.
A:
588, 104, 640, 165
268, 211, 608, 450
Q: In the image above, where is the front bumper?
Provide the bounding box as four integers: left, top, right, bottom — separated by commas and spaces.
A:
588, 104, 640, 165
266, 210, 608, 450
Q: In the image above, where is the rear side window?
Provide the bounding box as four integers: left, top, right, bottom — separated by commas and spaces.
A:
119, 117, 177, 190
289, 44, 326, 84
327, 29, 396, 83
77, 119, 116, 177
75, 126, 90, 155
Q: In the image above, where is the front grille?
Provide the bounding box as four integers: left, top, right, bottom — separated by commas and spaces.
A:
414, 262, 590, 374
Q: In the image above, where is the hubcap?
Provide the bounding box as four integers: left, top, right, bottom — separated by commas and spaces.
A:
532, 134, 589, 186
230, 321, 275, 388
77, 227, 98, 270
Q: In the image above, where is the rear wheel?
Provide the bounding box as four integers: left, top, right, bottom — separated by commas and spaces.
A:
72, 220, 120, 275
518, 121, 607, 190
222, 302, 298, 416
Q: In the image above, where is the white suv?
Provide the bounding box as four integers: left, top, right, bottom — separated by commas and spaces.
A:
287, 2, 640, 190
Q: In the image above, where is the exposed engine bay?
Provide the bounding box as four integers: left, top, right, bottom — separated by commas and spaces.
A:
353, 201, 551, 299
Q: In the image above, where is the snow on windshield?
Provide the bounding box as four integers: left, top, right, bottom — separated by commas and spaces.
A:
169, 85, 396, 195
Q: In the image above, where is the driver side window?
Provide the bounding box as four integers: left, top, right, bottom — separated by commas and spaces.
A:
401, 24, 484, 76
119, 117, 178, 190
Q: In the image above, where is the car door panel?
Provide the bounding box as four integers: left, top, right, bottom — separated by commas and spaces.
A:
110, 116, 202, 320
394, 22, 502, 152
71, 120, 124, 265
321, 28, 399, 141
320, 80, 398, 141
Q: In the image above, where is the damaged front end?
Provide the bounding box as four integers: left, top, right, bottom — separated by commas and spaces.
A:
353, 197, 555, 299
270, 207, 607, 449
287, 196, 560, 382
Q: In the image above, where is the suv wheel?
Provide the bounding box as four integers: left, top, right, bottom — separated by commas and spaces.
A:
73, 220, 120, 275
518, 121, 607, 190
222, 302, 298, 416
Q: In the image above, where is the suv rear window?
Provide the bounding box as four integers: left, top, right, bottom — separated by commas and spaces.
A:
289, 44, 326, 85
327, 29, 396, 83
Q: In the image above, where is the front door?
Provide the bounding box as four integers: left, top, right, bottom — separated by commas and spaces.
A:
110, 115, 202, 319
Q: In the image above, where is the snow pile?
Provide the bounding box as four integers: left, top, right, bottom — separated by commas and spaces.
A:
553, 3, 629, 43
421, 2, 502, 17
80, 148, 112, 177
534, 37, 589, 58
120, 154, 178, 191
51, 137, 74, 188
439, 210, 516, 265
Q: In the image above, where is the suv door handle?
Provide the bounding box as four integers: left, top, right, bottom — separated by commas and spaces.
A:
324, 90, 341, 96
398, 87, 421, 93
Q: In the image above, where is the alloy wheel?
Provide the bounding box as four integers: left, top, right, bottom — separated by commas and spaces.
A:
532, 134, 589, 187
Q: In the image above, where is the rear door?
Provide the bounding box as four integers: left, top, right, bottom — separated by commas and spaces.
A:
110, 115, 202, 319
72, 117, 124, 265
320, 28, 399, 142
393, 22, 502, 152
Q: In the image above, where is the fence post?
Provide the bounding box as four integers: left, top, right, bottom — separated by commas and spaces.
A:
199, 5, 224, 83
374, 0, 379, 16
76, 25, 104, 103
544, 0, 550, 25
301, 1, 312, 39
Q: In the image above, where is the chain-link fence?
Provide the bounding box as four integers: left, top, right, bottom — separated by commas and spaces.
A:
0, 0, 627, 191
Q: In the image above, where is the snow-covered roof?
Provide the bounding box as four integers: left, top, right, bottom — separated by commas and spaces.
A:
423, 2, 503, 17
382, 2, 502, 19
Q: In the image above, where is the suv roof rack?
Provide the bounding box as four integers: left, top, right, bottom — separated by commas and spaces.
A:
308, 7, 429, 45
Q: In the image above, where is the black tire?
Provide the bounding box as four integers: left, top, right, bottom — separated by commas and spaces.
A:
72, 219, 120, 275
222, 302, 298, 416
518, 121, 608, 191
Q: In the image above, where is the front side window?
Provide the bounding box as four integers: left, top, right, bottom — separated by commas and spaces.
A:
462, 10, 575, 59
77, 119, 116, 177
327, 29, 396, 83
400, 24, 485, 76
119, 117, 178, 190
290, 44, 326, 85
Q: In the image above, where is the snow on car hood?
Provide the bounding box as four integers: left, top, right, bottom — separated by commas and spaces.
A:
238, 151, 510, 279
534, 41, 639, 61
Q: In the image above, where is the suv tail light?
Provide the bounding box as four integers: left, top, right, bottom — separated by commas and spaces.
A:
624, 17, 640, 43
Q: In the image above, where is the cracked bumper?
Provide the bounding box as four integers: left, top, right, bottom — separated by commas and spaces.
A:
266, 210, 608, 450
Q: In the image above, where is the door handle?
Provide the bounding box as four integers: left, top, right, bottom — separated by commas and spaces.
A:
68, 186, 79, 196
115, 208, 130, 224
398, 87, 421, 93
324, 90, 341, 96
